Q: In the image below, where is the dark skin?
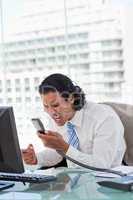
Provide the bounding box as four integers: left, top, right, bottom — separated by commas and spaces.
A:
22, 91, 76, 165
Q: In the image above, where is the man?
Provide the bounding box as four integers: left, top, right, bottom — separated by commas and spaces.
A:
22, 73, 126, 169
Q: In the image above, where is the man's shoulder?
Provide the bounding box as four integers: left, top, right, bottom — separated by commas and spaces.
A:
84, 101, 119, 121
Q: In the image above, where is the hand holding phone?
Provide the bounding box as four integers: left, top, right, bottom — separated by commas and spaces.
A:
31, 118, 45, 134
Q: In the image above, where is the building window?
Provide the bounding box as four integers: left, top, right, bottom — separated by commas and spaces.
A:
34, 77, 40, 84
7, 98, 12, 103
6, 88, 12, 92
15, 79, 20, 84
25, 97, 31, 102
6, 80, 11, 87
16, 87, 21, 92
24, 78, 30, 85
16, 97, 22, 103
25, 87, 30, 92
35, 96, 40, 102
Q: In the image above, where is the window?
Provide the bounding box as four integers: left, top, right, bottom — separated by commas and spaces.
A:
15, 79, 20, 84
35, 96, 40, 102
16, 87, 21, 92
25, 87, 30, 92
16, 97, 22, 103
25, 97, 31, 102
6, 88, 12, 92
0, 0, 132, 140
24, 78, 30, 85
34, 77, 40, 84
6, 80, 11, 87
7, 98, 12, 103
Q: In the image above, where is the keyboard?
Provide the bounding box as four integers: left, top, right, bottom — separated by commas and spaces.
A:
0, 173, 56, 183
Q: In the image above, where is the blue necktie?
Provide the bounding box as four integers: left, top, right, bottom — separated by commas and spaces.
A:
67, 122, 79, 149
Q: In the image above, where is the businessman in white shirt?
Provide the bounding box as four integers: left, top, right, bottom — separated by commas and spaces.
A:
22, 73, 126, 169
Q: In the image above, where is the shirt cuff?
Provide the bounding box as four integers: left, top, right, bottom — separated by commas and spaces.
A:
36, 151, 45, 168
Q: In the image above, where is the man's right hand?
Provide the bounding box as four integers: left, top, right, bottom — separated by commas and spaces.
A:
21, 144, 37, 165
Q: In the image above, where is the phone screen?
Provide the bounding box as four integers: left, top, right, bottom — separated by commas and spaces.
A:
31, 118, 45, 134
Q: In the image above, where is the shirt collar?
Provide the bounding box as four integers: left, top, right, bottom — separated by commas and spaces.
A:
69, 107, 84, 128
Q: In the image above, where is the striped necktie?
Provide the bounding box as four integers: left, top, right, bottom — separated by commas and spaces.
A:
67, 122, 79, 149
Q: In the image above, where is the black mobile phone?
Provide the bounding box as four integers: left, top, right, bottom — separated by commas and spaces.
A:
31, 118, 45, 134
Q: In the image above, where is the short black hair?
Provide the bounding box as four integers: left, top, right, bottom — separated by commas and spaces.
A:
39, 73, 86, 111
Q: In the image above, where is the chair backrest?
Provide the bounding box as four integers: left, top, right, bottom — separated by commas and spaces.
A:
102, 102, 133, 166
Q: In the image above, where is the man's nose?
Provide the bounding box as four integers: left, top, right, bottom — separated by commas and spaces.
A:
48, 107, 57, 114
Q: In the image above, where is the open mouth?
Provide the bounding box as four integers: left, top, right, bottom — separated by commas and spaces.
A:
54, 117, 61, 122
53, 114, 62, 122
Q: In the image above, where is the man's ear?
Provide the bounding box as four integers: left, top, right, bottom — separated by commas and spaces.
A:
69, 94, 74, 104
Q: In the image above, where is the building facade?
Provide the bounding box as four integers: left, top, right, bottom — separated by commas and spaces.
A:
0, 0, 127, 134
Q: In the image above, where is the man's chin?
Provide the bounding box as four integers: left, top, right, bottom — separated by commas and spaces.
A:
54, 119, 65, 126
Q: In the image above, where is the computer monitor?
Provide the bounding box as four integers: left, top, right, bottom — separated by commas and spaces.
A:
0, 106, 24, 173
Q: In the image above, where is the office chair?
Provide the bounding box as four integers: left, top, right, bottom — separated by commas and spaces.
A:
103, 102, 133, 166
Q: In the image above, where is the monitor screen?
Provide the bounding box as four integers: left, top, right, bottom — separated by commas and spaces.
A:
0, 106, 24, 173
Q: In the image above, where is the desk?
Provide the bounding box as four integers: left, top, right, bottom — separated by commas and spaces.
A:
0, 168, 133, 200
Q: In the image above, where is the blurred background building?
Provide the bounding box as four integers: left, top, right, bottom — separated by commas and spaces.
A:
0, 0, 133, 148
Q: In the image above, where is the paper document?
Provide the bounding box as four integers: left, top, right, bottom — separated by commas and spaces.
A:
113, 166, 133, 176
94, 165, 133, 178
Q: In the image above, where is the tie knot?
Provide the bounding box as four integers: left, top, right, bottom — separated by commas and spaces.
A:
67, 121, 75, 129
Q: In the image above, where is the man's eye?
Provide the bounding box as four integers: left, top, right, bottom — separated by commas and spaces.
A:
52, 104, 59, 108
44, 105, 48, 109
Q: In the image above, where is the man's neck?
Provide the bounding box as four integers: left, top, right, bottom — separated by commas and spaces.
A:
68, 110, 76, 121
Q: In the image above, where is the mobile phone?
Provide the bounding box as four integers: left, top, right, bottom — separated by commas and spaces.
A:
31, 118, 45, 134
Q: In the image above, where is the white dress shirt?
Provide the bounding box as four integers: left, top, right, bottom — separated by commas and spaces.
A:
36, 102, 126, 168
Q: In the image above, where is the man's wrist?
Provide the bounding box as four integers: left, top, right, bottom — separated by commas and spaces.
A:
63, 143, 69, 154
33, 157, 38, 165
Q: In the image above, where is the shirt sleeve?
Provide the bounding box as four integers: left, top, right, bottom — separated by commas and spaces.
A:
35, 114, 63, 167
66, 115, 125, 168
36, 147, 63, 167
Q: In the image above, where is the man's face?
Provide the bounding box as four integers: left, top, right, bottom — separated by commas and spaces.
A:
41, 91, 75, 126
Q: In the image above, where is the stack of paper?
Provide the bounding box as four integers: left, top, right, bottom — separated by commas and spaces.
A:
94, 165, 133, 178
